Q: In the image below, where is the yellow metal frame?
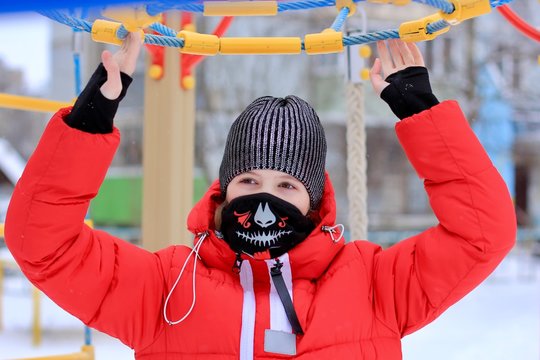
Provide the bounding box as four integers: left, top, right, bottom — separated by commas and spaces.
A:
0, 93, 72, 113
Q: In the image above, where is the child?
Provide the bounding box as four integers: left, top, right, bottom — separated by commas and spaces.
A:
5, 34, 516, 359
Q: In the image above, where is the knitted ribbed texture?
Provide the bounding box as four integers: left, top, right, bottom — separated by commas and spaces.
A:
219, 95, 327, 209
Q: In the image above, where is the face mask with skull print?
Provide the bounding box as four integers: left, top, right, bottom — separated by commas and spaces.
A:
220, 193, 315, 260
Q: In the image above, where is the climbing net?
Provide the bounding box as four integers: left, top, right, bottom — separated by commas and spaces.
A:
38, 0, 515, 55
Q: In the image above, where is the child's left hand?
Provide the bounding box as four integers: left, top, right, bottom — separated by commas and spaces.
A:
369, 39, 425, 96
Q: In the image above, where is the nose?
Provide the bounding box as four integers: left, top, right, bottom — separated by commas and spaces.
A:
254, 203, 276, 228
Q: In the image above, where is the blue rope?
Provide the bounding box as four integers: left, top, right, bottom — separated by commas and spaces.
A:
426, 19, 450, 34
39, 10, 92, 32
116, 24, 129, 40
278, 0, 335, 11
330, 7, 349, 31
146, 1, 177, 16
145, 33, 185, 47
342, 29, 400, 46
415, 0, 454, 13
40, 10, 185, 48
149, 22, 177, 37
490, 0, 513, 7
147, 1, 203, 15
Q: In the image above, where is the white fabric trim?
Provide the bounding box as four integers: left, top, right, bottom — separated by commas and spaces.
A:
266, 254, 293, 333
239, 261, 256, 360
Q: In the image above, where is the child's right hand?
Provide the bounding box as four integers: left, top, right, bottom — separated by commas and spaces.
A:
100, 31, 143, 100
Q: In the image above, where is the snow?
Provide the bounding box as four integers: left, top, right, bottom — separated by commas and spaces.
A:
0, 249, 538, 359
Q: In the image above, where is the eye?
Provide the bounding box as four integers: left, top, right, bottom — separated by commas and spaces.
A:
238, 177, 257, 185
279, 182, 296, 190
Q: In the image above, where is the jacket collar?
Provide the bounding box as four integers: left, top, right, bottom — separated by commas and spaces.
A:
187, 173, 344, 280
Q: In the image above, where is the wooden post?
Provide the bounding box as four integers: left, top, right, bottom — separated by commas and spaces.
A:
142, 12, 195, 251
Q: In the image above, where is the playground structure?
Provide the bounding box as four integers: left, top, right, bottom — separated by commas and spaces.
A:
0, 0, 538, 358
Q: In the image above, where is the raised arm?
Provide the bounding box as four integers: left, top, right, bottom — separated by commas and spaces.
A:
65, 32, 141, 133
367, 40, 516, 336
4, 33, 168, 349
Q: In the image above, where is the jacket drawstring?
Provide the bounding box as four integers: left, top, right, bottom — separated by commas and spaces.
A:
232, 252, 244, 274
163, 231, 208, 326
322, 224, 345, 243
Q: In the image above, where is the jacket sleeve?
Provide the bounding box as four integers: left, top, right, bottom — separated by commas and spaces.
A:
4, 108, 167, 350
371, 100, 516, 336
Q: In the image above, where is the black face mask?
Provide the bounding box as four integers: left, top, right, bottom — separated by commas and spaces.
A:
220, 193, 315, 260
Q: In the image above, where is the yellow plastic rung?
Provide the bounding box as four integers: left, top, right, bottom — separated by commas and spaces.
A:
220, 37, 302, 54
102, 6, 162, 32
399, 13, 450, 42
203, 1, 278, 16
304, 29, 344, 55
0, 93, 72, 113
441, 0, 491, 25
91, 19, 123, 46
177, 30, 220, 55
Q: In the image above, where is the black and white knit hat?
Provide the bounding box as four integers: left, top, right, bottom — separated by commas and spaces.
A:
219, 95, 327, 209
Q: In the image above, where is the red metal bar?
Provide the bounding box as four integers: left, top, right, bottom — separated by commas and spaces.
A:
497, 5, 540, 42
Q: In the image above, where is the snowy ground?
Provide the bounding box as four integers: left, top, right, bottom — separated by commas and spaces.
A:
0, 248, 538, 360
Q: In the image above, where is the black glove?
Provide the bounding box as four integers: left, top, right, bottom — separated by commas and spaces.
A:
380, 66, 439, 120
64, 63, 133, 134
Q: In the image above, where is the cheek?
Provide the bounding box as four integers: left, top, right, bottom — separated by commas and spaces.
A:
287, 194, 310, 215
225, 186, 241, 203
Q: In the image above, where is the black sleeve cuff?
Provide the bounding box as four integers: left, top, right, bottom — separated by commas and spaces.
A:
64, 63, 133, 134
380, 66, 439, 120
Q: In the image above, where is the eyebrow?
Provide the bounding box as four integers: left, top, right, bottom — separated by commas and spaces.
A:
277, 174, 301, 182
238, 171, 260, 178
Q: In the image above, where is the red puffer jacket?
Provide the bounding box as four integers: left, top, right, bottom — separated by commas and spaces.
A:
5, 100, 516, 359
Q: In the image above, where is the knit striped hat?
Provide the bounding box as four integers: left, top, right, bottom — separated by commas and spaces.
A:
219, 95, 327, 209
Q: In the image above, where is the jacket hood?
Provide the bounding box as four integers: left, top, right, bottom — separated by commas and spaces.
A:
187, 173, 345, 280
